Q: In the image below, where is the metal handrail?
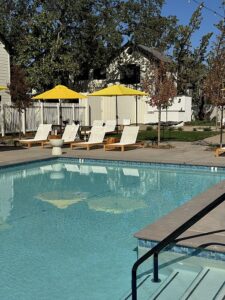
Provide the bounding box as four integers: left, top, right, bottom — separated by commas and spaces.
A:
131, 192, 225, 300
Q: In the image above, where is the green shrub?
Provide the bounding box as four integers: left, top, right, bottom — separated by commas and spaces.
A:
185, 120, 215, 126
138, 129, 219, 142
146, 126, 153, 131
203, 127, 212, 131
178, 127, 183, 131
168, 127, 175, 131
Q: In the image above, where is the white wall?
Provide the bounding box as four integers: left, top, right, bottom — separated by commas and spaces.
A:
87, 95, 192, 124
0, 40, 11, 104
88, 96, 102, 125
87, 95, 148, 124
144, 96, 192, 124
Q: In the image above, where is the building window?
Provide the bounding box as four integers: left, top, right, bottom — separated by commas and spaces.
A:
93, 68, 106, 80
120, 64, 140, 84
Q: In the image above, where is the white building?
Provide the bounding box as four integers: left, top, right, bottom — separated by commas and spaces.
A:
145, 96, 192, 124
86, 43, 192, 125
0, 33, 11, 104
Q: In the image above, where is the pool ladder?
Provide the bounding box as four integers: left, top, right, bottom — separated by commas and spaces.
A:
131, 191, 225, 300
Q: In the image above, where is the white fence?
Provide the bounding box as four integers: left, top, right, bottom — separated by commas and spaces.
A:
0, 102, 86, 136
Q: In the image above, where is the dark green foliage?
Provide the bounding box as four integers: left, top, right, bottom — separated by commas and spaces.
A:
0, 0, 177, 92
7, 65, 32, 111
0, 0, 222, 123
185, 120, 215, 126
138, 129, 218, 142
203, 127, 211, 132
172, 4, 213, 119
7, 64, 32, 138
120, 0, 177, 50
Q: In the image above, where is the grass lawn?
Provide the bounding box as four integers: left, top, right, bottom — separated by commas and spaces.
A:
137, 129, 220, 142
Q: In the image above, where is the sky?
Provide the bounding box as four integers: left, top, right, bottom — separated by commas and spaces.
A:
162, 0, 224, 48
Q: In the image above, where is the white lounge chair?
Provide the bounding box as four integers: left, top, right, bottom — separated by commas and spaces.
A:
83, 120, 104, 136
104, 120, 116, 133
60, 124, 79, 144
104, 126, 140, 152
70, 127, 105, 150
43, 124, 79, 147
19, 124, 52, 148
93, 120, 104, 126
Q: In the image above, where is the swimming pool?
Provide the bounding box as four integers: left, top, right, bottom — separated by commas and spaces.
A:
0, 158, 225, 300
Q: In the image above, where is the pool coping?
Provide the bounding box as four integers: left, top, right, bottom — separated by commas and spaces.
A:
134, 178, 225, 256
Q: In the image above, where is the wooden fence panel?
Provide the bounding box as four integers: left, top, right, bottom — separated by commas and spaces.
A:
4, 106, 20, 133
1, 103, 86, 135
25, 105, 41, 131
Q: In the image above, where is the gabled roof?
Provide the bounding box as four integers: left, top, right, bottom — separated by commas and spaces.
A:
136, 44, 172, 63
0, 33, 11, 53
115, 42, 172, 64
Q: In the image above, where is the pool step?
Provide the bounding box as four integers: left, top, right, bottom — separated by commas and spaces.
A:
147, 267, 225, 300
123, 272, 168, 300
181, 268, 225, 300
149, 268, 198, 300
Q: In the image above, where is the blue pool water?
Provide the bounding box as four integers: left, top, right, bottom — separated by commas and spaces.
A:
0, 159, 225, 300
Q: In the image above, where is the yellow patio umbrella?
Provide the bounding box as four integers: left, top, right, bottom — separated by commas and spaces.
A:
89, 84, 148, 126
32, 85, 86, 127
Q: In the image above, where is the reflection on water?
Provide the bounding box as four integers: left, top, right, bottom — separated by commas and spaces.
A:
0, 174, 13, 229
1, 160, 225, 299
88, 195, 147, 214
1, 161, 225, 218
36, 191, 87, 209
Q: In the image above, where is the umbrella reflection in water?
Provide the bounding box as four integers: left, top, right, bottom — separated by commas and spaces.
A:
88, 195, 147, 214
36, 191, 87, 209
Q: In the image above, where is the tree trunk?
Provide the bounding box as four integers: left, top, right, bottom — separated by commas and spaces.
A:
220, 105, 224, 148
198, 95, 205, 120
19, 110, 22, 139
215, 106, 218, 130
158, 105, 161, 145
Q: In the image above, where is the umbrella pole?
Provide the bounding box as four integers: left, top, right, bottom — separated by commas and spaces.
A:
116, 95, 118, 133
59, 99, 62, 134
136, 96, 138, 126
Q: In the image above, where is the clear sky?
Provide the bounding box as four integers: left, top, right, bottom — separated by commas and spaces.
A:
162, 0, 224, 48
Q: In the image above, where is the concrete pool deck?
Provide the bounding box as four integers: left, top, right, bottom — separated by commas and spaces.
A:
0, 141, 223, 166
1, 141, 225, 254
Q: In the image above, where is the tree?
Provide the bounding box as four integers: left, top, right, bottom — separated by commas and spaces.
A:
0, 0, 35, 57
0, 0, 178, 92
173, 4, 203, 94
172, 4, 213, 119
143, 61, 177, 144
119, 0, 177, 51
7, 65, 32, 138
189, 33, 213, 119
204, 19, 225, 147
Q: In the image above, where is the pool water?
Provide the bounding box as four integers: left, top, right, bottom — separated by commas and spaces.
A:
0, 159, 225, 300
